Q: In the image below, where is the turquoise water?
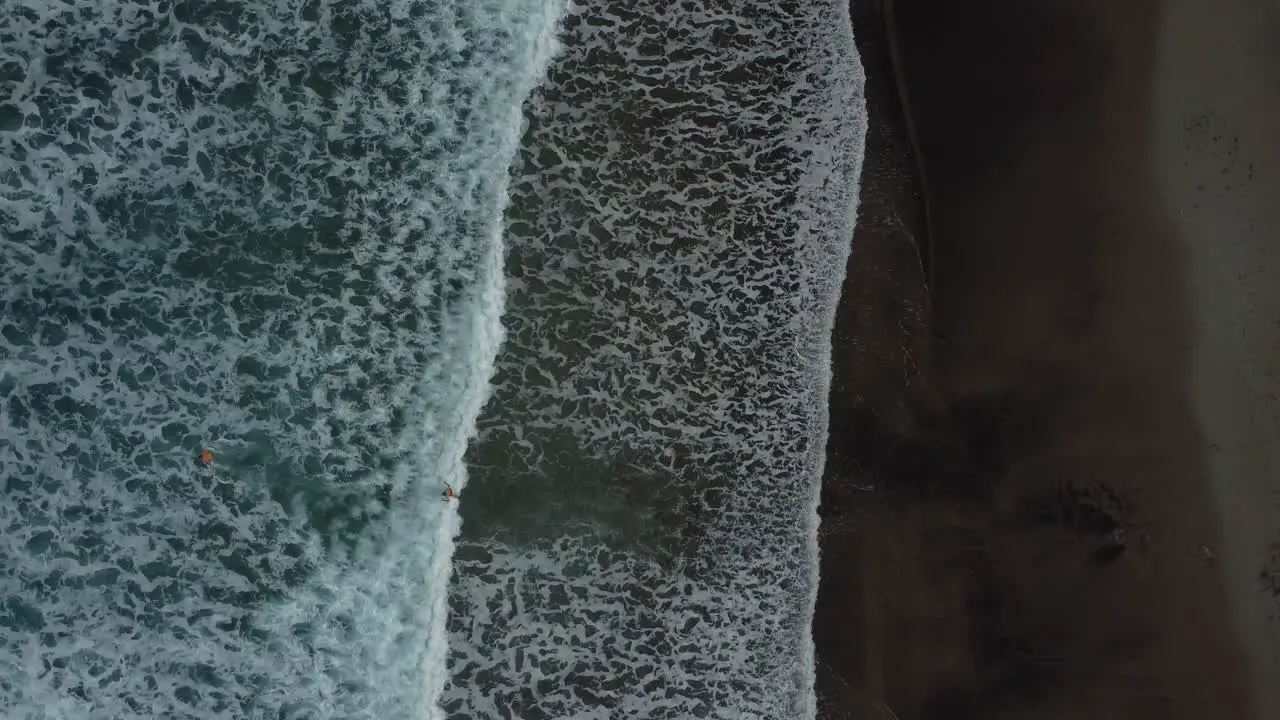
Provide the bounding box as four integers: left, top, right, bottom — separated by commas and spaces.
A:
0, 0, 865, 717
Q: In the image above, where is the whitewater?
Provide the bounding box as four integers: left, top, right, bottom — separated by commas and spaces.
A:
0, 0, 866, 717
0, 0, 562, 717
444, 0, 866, 718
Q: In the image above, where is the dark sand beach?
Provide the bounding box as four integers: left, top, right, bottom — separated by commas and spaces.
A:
816, 0, 1278, 717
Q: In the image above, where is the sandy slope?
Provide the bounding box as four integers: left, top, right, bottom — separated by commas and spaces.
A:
1151, 2, 1280, 717
815, 0, 1279, 717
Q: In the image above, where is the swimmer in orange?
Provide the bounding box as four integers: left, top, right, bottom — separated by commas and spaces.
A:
199, 448, 214, 466
442, 483, 455, 501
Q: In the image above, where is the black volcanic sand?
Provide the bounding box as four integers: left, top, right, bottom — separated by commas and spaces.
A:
815, 1, 1260, 719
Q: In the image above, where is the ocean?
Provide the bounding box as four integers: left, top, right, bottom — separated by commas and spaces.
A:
0, 0, 865, 718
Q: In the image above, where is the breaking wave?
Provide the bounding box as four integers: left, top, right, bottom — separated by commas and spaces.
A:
0, 0, 562, 717
0, 0, 866, 716
445, 0, 866, 717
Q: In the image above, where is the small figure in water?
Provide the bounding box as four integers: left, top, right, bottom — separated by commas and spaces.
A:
199, 448, 214, 467
442, 483, 455, 502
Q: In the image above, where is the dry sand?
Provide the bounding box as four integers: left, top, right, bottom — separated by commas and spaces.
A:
815, 0, 1280, 718
1150, 2, 1280, 717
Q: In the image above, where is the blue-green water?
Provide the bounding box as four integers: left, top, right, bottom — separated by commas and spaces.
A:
1, 1, 561, 717
445, 1, 866, 718
1, 0, 866, 717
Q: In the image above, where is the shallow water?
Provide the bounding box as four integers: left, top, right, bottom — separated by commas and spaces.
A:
445, 1, 866, 717
0, 0, 865, 717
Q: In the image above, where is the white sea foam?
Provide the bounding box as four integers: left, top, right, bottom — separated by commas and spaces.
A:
0, 0, 562, 717
447, 0, 866, 717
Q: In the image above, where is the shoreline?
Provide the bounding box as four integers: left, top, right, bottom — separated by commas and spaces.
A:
816, 0, 1271, 717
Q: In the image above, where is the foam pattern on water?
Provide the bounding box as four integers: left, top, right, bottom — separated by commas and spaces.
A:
446, 0, 867, 717
0, 1, 562, 717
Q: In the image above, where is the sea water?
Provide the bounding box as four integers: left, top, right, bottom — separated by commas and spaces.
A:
0, 1, 563, 717
445, 1, 865, 718
1, 0, 865, 717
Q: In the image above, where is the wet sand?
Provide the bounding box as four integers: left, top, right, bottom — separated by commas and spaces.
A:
816, 0, 1277, 718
